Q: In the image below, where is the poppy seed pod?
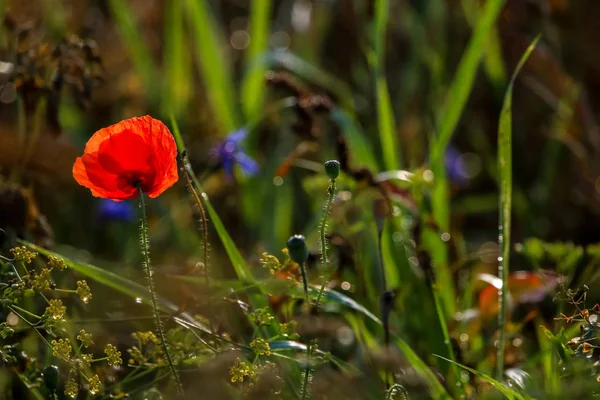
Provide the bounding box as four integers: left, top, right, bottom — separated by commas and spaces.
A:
286, 234, 308, 263
43, 365, 60, 391
324, 160, 340, 180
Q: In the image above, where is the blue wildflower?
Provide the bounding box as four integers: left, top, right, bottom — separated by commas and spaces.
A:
211, 128, 259, 180
98, 199, 135, 221
445, 145, 468, 185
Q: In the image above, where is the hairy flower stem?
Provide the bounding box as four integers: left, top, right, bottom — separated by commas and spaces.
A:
182, 163, 213, 332
138, 187, 183, 396
302, 178, 337, 400
302, 340, 312, 400
299, 259, 310, 400
315, 179, 336, 309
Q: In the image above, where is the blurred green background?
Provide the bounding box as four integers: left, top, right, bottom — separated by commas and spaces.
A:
3, 0, 600, 398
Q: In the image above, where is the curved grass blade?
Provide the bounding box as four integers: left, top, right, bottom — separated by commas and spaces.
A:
496, 35, 540, 380
392, 333, 451, 399
22, 241, 211, 334
314, 286, 382, 325
435, 355, 533, 400
270, 340, 325, 356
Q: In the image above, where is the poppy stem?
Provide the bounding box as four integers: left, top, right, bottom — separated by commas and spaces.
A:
314, 178, 336, 310
137, 187, 184, 396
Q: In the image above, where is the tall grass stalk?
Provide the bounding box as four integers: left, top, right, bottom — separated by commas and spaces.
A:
496, 35, 540, 380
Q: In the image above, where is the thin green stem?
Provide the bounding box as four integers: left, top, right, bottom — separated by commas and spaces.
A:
431, 281, 464, 395
299, 261, 309, 305
11, 305, 42, 320
137, 187, 184, 396
182, 163, 213, 332
302, 341, 312, 400
315, 179, 336, 310
298, 259, 310, 400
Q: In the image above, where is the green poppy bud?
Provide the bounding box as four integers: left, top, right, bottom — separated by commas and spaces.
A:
43, 365, 59, 391
286, 234, 308, 263
324, 160, 340, 180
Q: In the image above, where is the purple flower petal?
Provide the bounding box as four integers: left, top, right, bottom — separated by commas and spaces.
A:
234, 152, 260, 176
222, 157, 235, 181
227, 128, 248, 144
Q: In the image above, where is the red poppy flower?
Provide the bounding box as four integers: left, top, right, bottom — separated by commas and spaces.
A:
73, 116, 178, 201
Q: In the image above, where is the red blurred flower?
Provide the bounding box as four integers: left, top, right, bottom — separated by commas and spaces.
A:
73, 116, 178, 201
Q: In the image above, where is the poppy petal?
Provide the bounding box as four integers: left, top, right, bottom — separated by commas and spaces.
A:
74, 116, 178, 199
99, 131, 153, 170
74, 153, 134, 200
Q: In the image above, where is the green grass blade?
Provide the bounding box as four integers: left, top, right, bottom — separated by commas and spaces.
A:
436, 356, 533, 400
430, 0, 504, 165
22, 242, 211, 334
317, 286, 382, 324
372, 0, 400, 170
241, 0, 272, 121
496, 35, 540, 380
393, 334, 452, 399
170, 115, 257, 285
184, 0, 240, 133
430, 0, 504, 232
424, 0, 504, 318
107, 0, 159, 101
162, 0, 190, 117
329, 108, 378, 170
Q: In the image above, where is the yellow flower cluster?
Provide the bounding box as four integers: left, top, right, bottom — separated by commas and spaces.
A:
230, 358, 255, 383
75, 280, 92, 303
77, 329, 94, 348
45, 299, 66, 321
105, 344, 123, 366
47, 255, 67, 271
51, 338, 72, 360
10, 246, 38, 264
31, 268, 52, 290
250, 338, 271, 356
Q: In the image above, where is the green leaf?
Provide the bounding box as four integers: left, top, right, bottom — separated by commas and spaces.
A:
496, 35, 540, 379
184, 0, 240, 133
